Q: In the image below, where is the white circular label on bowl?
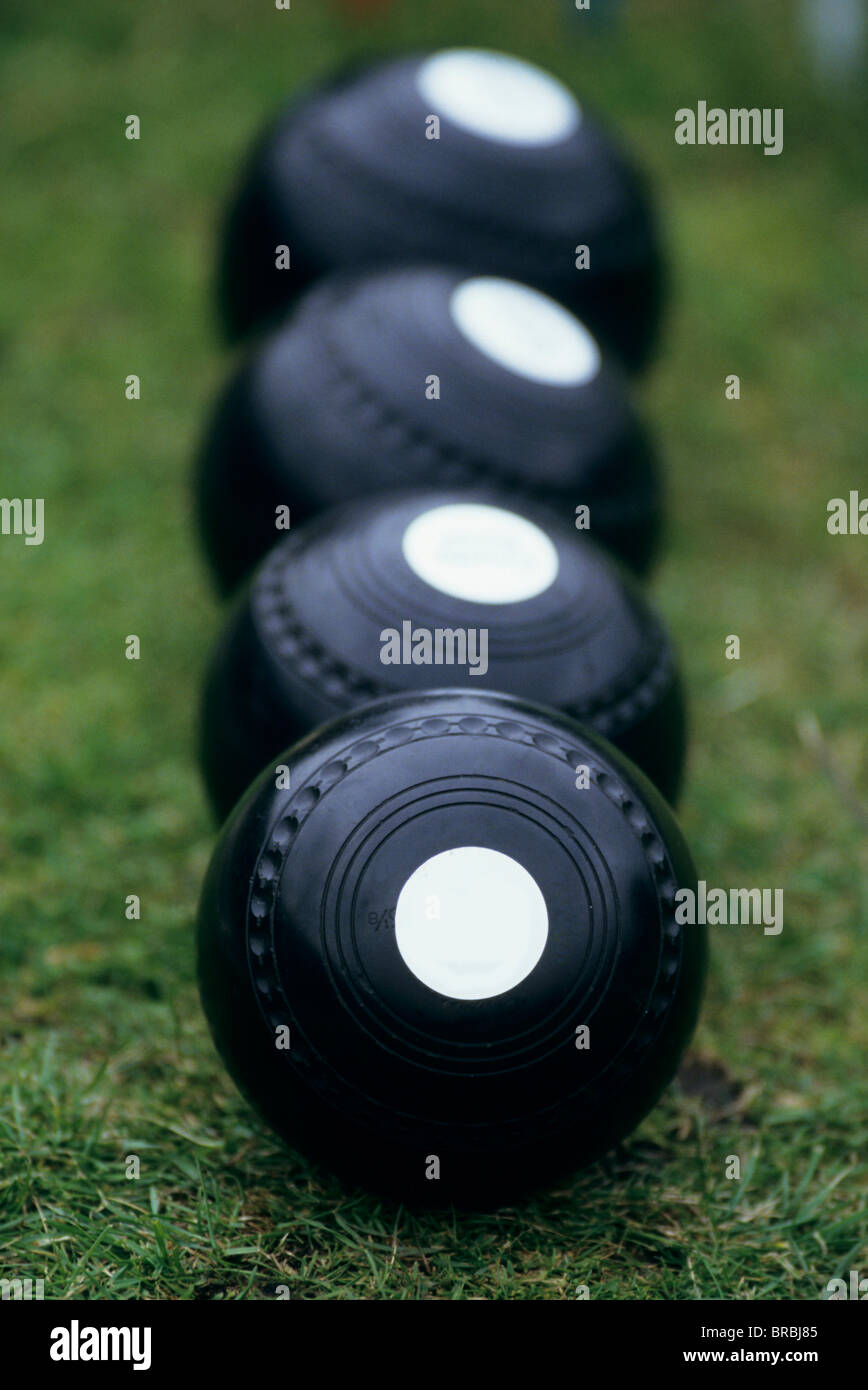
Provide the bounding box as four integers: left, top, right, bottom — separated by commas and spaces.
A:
416, 49, 580, 146
395, 846, 549, 1000
401, 502, 559, 604
450, 278, 601, 386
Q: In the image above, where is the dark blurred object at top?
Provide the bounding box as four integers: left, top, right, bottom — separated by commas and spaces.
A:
217, 48, 666, 374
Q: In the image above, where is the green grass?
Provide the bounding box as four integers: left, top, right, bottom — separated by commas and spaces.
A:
1, 0, 867, 1299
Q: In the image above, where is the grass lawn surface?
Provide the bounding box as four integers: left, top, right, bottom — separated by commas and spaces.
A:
1, 0, 866, 1299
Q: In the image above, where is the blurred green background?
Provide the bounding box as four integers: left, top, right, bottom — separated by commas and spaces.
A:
1, 0, 866, 1299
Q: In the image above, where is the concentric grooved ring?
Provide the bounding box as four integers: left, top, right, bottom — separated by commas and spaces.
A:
243, 713, 684, 1144
324, 778, 614, 1063
253, 536, 677, 733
